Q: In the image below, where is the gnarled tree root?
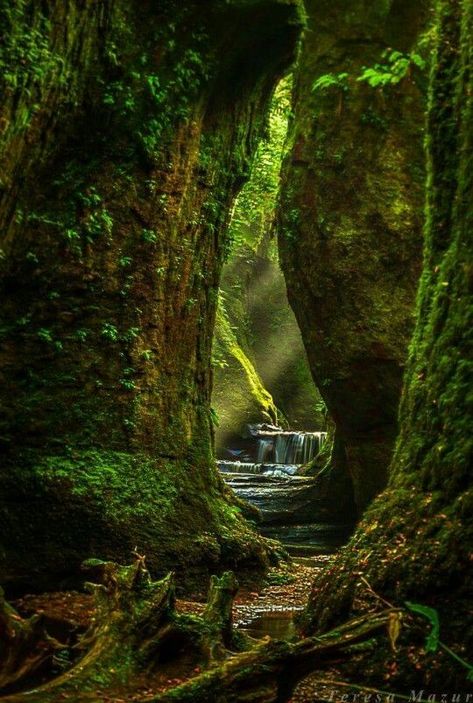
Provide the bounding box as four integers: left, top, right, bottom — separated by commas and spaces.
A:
0, 559, 398, 703
0, 586, 61, 693
151, 609, 397, 703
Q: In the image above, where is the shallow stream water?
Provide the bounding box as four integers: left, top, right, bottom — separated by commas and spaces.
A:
217, 426, 353, 642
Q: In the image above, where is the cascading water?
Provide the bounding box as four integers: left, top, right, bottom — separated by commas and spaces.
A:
256, 438, 274, 464
218, 460, 301, 476
218, 461, 263, 475
271, 431, 326, 464
216, 424, 352, 556
218, 426, 327, 477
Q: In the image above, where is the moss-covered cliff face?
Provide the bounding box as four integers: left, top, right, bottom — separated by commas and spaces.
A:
213, 248, 325, 451
212, 79, 323, 452
0, 0, 302, 588
277, 0, 429, 512
212, 295, 280, 446
305, 0, 473, 675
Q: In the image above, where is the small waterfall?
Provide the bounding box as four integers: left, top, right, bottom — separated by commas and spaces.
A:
261, 430, 327, 466
218, 461, 262, 474
257, 439, 274, 463
217, 460, 301, 477
217, 425, 352, 557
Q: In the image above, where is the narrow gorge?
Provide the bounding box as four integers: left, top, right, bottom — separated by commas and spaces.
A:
0, 1, 471, 701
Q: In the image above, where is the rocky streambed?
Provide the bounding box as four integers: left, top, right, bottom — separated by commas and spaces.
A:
218, 424, 353, 556
223, 468, 352, 554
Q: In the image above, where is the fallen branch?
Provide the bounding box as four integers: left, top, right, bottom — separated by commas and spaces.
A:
150, 608, 400, 703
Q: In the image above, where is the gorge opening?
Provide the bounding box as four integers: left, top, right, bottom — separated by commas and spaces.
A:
0, 0, 471, 700
211, 78, 356, 561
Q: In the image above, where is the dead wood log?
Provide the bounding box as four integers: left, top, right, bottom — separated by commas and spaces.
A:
201, 570, 239, 662
0, 560, 246, 702
150, 609, 398, 703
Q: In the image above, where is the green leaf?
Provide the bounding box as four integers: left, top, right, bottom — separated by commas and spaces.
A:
312, 72, 348, 92
388, 50, 404, 63
411, 53, 426, 70
405, 601, 440, 652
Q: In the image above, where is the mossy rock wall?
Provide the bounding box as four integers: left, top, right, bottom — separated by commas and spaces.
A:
277, 0, 429, 512
212, 296, 279, 449
212, 246, 324, 451
0, 0, 302, 588
305, 0, 473, 678
212, 77, 323, 452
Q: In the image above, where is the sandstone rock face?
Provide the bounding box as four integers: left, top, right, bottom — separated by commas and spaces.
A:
305, 1, 473, 667
0, 0, 302, 588
277, 0, 428, 513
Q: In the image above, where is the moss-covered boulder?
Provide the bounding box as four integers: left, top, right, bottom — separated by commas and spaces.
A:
277, 0, 429, 512
0, 0, 302, 588
305, 0, 473, 684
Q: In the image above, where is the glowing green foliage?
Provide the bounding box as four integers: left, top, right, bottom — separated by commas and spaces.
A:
101, 323, 120, 342
227, 76, 292, 257
357, 49, 426, 88
312, 72, 349, 93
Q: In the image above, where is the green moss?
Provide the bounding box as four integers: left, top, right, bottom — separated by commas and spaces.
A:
0, 2, 64, 91
212, 77, 322, 445
0, 0, 302, 588
0, 449, 274, 589
39, 452, 179, 518
212, 298, 279, 437
276, 0, 428, 512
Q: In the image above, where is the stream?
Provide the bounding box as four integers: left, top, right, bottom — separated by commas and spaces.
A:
11, 426, 355, 702
217, 424, 354, 637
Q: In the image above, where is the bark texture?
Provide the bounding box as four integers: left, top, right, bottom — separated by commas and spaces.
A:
0, 0, 302, 588
305, 0, 473, 685
277, 0, 429, 512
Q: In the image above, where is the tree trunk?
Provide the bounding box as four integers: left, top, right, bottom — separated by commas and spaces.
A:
0, 0, 302, 589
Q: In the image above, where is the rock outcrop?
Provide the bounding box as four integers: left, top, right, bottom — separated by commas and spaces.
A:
277, 0, 429, 512
0, 0, 302, 589
212, 80, 323, 452
306, 0, 473, 680
212, 295, 280, 448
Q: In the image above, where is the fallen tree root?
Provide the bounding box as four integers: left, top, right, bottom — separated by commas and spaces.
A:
0, 558, 248, 702
150, 609, 397, 703
0, 586, 61, 693
0, 559, 399, 703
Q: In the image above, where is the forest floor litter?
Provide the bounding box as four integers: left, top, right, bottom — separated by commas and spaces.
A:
10, 555, 410, 702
